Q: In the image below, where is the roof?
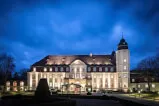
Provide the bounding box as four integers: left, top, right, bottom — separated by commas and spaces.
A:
32, 54, 116, 66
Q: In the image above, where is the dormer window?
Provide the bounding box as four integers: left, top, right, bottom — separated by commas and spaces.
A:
66, 67, 69, 72
61, 67, 63, 72
110, 67, 114, 72
44, 67, 47, 72
99, 67, 102, 72
88, 67, 91, 72
93, 67, 96, 72
105, 67, 108, 72
55, 67, 58, 72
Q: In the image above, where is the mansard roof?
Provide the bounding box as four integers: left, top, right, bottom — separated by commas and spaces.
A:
32, 54, 116, 66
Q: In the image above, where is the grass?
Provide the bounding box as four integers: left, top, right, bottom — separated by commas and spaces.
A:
0, 91, 34, 97
128, 93, 159, 101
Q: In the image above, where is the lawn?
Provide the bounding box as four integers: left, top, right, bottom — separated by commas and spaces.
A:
129, 93, 159, 101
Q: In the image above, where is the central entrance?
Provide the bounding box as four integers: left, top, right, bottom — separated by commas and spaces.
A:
62, 83, 82, 94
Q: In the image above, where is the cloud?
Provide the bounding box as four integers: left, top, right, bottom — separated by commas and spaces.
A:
0, 0, 158, 70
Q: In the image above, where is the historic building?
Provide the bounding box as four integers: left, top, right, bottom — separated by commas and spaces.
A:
27, 37, 130, 92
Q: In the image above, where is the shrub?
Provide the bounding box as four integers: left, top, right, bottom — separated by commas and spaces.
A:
34, 78, 50, 100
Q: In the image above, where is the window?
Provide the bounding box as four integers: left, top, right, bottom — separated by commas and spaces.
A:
93, 67, 96, 72
33, 67, 36, 72
77, 68, 79, 72
152, 84, 155, 88
66, 67, 69, 72
105, 67, 108, 72
124, 66, 126, 70
110, 67, 114, 72
145, 84, 148, 88
111, 75, 113, 78
50, 68, 52, 72
61, 67, 63, 72
20, 81, 24, 86
124, 74, 127, 78
99, 67, 102, 72
13, 81, 17, 86
44, 67, 47, 72
124, 59, 126, 62
55, 67, 58, 72
82, 68, 85, 72
6, 81, 10, 86
132, 79, 135, 82
88, 67, 91, 72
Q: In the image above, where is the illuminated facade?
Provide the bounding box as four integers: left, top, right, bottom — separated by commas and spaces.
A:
27, 37, 130, 92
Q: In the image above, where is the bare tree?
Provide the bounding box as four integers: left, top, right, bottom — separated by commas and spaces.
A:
137, 56, 157, 92
19, 68, 29, 80
0, 53, 15, 92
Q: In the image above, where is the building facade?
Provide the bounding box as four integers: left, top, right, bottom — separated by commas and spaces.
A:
27, 38, 130, 92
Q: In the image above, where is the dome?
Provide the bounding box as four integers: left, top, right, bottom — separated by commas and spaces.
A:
118, 37, 128, 50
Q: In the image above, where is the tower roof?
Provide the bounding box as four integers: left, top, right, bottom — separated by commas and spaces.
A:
118, 36, 128, 50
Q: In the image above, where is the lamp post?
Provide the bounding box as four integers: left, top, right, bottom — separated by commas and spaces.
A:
138, 90, 141, 97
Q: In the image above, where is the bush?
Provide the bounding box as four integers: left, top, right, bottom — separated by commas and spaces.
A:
87, 92, 92, 95
34, 78, 50, 100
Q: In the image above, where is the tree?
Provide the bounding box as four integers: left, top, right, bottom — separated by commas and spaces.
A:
13, 72, 20, 80
19, 68, 29, 80
137, 56, 157, 92
0, 53, 15, 92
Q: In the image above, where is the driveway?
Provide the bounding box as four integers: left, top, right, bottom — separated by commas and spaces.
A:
73, 98, 122, 106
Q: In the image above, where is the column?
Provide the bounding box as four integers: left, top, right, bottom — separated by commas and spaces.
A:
35, 72, 38, 87
80, 67, 82, 79
108, 73, 111, 89
30, 73, 32, 90
103, 73, 105, 89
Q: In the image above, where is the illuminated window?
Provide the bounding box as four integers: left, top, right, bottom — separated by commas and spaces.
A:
123, 74, 127, 78
152, 84, 155, 88
20, 81, 24, 86
105, 67, 108, 72
60, 67, 63, 72
50, 68, 52, 72
13, 81, 17, 86
145, 84, 148, 88
33, 67, 36, 72
6, 81, 10, 86
111, 75, 113, 78
44, 67, 47, 72
110, 67, 114, 72
55, 67, 58, 72
93, 67, 96, 72
99, 67, 102, 72
124, 66, 126, 70
124, 59, 126, 62
88, 67, 91, 72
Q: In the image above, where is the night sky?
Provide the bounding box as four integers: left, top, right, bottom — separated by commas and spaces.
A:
0, 0, 159, 70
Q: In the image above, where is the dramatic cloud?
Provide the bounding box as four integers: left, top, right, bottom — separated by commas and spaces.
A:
0, 0, 158, 70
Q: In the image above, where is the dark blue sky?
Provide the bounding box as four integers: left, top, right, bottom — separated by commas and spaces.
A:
0, 0, 159, 70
